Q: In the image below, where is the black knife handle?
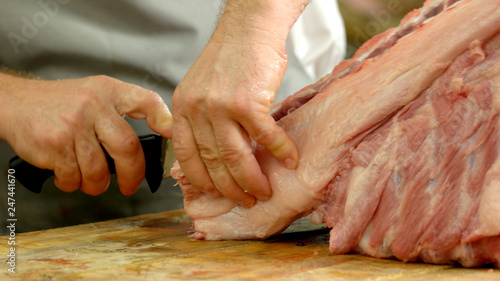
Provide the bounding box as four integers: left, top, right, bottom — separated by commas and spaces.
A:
9, 134, 164, 194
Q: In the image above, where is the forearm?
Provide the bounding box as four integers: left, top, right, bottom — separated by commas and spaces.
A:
0, 66, 40, 79
0, 68, 40, 141
0, 72, 22, 142
213, 0, 310, 47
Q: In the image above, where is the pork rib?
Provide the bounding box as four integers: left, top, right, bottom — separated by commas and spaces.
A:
172, 0, 500, 267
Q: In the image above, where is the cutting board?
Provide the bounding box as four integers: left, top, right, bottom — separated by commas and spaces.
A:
1, 209, 498, 280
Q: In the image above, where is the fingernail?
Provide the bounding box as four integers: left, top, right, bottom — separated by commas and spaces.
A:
284, 157, 298, 170
238, 199, 256, 209
257, 194, 272, 201
256, 188, 272, 201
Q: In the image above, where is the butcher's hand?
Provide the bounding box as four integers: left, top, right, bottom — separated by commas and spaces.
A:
0, 74, 172, 196
171, 0, 308, 208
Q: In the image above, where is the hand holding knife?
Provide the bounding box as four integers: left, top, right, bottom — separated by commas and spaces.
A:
9, 134, 176, 194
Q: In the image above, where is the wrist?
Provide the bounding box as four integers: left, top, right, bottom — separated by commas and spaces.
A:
0, 72, 35, 142
0, 73, 14, 142
213, 0, 309, 47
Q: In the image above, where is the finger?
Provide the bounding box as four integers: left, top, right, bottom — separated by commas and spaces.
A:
213, 119, 271, 201
185, 113, 257, 207
96, 114, 145, 196
74, 132, 111, 196
172, 113, 222, 198
241, 113, 299, 170
146, 101, 173, 139
112, 82, 173, 139
53, 148, 82, 193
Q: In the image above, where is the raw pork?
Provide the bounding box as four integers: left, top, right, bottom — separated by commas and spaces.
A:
172, 0, 500, 267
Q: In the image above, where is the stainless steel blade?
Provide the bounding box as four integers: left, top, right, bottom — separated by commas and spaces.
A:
161, 138, 176, 179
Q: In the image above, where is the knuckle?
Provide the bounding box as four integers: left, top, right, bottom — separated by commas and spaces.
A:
173, 147, 193, 163
252, 126, 275, 146
226, 99, 248, 116
62, 95, 99, 130
172, 141, 196, 163
54, 166, 80, 192
85, 162, 109, 184
199, 147, 223, 171
212, 174, 235, 194
57, 159, 79, 176
76, 144, 108, 184
269, 139, 288, 155
75, 87, 100, 108
90, 74, 114, 86
43, 129, 73, 154
185, 95, 206, 115
201, 154, 223, 171
80, 76, 110, 95
219, 147, 245, 168
61, 111, 85, 131
117, 133, 141, 155
145, 88, 162, 100
204, 94, 222, 111
81, 75, 117, 101
145, 92, 164, 109
78, 90, 100, 107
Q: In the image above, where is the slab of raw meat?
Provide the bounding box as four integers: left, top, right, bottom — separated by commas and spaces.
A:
172, 0, 500, 267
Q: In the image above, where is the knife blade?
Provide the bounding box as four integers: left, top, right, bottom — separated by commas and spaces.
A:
161, 136, 176, 180
9, 134, 175, 194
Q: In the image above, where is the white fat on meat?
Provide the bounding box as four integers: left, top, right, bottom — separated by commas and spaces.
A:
173, 0, 500, 267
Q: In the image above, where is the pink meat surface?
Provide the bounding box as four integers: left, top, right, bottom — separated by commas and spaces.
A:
172, 0, 500, 267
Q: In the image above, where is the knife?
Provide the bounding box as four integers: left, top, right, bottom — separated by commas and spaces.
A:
8, 134, 176, 194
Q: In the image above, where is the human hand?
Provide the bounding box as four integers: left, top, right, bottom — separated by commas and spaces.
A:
171, 0, 308, 208
0, 74, 172, 196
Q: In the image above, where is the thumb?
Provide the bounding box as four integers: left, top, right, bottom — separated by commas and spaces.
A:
113, 83, 173, 139
147, 102, 173, 139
